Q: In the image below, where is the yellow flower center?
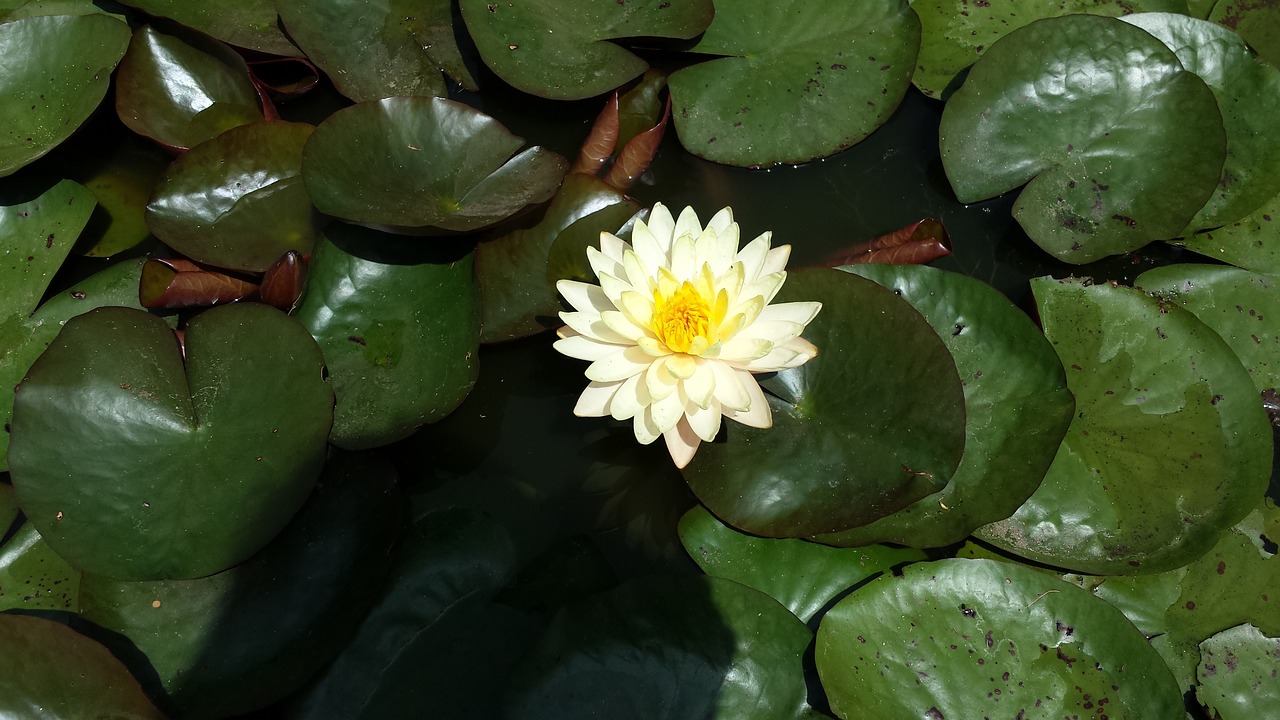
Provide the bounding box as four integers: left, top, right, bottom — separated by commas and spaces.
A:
653, 281, 712, 354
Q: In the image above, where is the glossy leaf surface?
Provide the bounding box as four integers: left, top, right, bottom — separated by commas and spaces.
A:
0, 520, 79, 613
9, 304, 333, 580
138, 257, 259, 309
1196, 623, 1280, 718
1211, 0, 1280, 67
669, 0, 920, 167
940, 14, 1226, 263
1177, 188, 1280, 274
114, 0, 297, 55
302, 97, 567, 232
682, 268, 966, 538
977, 278, 1272, 574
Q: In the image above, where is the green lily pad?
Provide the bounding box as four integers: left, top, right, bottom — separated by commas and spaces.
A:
8, 303, 333, 580
114, 0, 297, 55
0, 481, 15, 533
302, 97, 568, 233
682, 267, 966, 538
0, 13, 130, 176
459, 0, 712, 100
146, 121, 323, 272
678, 505, 926, 624
816, 558, 1184, 719
0, 0, 125, 20
911, 0, 1187, 99
1176, 187, 1280, 274
977, 278, 1272, 574
507, 574, 815, 720
668, 0, 920, 167
0, 614, 164, 719
74, 134, 168, 258
1197, 623, 1280, 718
477, 172, 641, 343
0, 520, 79, 613
1136, 264, 1280, 392
814, 264, 1074, 549
1211, 0, 1280, 68
76, 450, 402, 719
0, 180, 98, 471
1123, 13, 1280, 232
293, 223, 480, 450
114, 25, 261, 151
939, 14, 1227, 264
278, 0, 474, 102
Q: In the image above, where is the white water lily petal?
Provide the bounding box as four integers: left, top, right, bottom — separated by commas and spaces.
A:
647, 203, 676, 249
586, 345, 652, 382
587, 246, 624, 281
599, 231, 626, 261
560, 311, 631, 344
574, 380, 620, 417
710, 360, 751, 411
670, 232, 697, 280
723, 372, 772, 429
732, 346, 801, 373
631, 219, 668, 272
754, 301, 823, 328
645, 358, 678, 401
618, 290, 654, 329
737, 232, 771, 280
557, 280, 614, 315
718, 335, 775, 363
610, 373, 649, 420
634, 408, 662, 445
695, 227, 735, 277
664, 353, 697, 379
664, 417, 701, 469
554, 333, 621, 362
706, 206, 733, 239
673, 205, 702, 246
762, 244, 791, 275
622, 249, 653, 293
650, 385, 686, 433
684, 360, 716, 408
598, 271, 635, 306
637, 336, 669, 357
686, 400, 722, 442
600, 310, 648, 341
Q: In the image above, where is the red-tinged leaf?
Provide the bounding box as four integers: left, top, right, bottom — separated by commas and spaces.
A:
139, 258, 259, 309
259, 250, 306, 311
825, 218, 952, 266
605, 98, 669, 191
246, 55, 321, 99
617, 69, 668, 149
573, 93, 619, 175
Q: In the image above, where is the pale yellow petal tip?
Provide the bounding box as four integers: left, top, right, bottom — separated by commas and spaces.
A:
664, 420, 701, 469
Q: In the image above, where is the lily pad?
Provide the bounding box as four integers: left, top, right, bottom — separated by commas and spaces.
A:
114, 0, 297, 55
1196, 623, 1280, 718
977, 278, 1272, 574
1123, 12, 1280, 231
0, 614, 164, 719
459, 0, 713, 100
8, 303, 333, 580
76, 450, 402, 719
1177, 186, 1280, 274
939, 14, 1226, 264
668, 0, 920, 167
0, 13, 130, 176
293, 223, 481, 450
146, 121, 323, 272
506, 574, 815, 720
814, 264, 1075, 549
302, 97, 568, 232
0, 0, 124, 20
0, 520, 79, 613
678, 505, 926, 624
816, 558, 1184, 719
1136, 264, 1280, 393
681, 267, 966, 538
114, 25, 261, 150
911, 0, 1187, 99
73, 133, 168, 258
277, 0, 475, 102
1211, 0, 1280, 68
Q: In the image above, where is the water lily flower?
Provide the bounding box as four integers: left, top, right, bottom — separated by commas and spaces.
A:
554, 203, 822, 468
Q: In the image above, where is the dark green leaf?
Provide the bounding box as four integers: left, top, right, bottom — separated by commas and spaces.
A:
1211, 0, 1280, 68
147, 121, 323, 272
977, 278, 1272, 574
1176, 187, 1280, 274
459, 0, 712, 100
0, 13, 130, 176
816, 558, 1184, 719
939, 14, 1226, 263
8, 303, 333, 580
0, 520, 79, 613
115, 0, 297, 55
73, 133, 168, 258
302, 97, 568, 232
682, 267, 966, 538
293, 224, 480, 449
669, 0, 920, 167
0, 0, 125, 20
1196, 623, 1280, 717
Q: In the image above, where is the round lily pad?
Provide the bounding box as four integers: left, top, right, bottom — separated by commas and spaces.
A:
939, 14, 1227, 264
668, 0, 919, 167
814, 264, 1074, 549
114, 0, 297, 55
1196, 623, 1280, 718
0, 520, 79, 613
976, 278, 1272, 574
1176, 187, 1280, 274
8, 303, 334, 580
1210, 0, 1280, 68
0, 13, 130, 176
302, 97, 568, 232
146, 121, 323, 272
816, 558, 1185, 719
682, 267, 966, 538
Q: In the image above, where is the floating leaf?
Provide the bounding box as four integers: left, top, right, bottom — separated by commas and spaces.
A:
8, 303, 333, 580
604, 99, 668, 190
138, 258, 259, 309
823, 218, 951, 266
114, 25, 261, 150
0, 614, 165, 719
1176, 187, 1280, 274
681, 267, 966, 538
574, 94, 620, 175
73, 133, 168, 258
293, 224, 480, 449
669, 0, 920, 167
277, 0, 474, 102
939, 14, 1226, 263
0, 520, 79, 613
977, 278, 1272, 574
459, 0, 712, 100
147, 121, 323, 272
507, 574, 816, 720
258, 250, 304, 311
814, 264, 1074, 549
1196, 623, 1280, 718
0, 13, 130, 176
1211, 0, 1280, 68
816, 558, 1185, 719
302, 97, 568, 232
0, 0, 125, 20
114, 0, 297, 55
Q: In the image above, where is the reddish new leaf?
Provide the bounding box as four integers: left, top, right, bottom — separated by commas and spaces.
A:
573, 93, 619, 175
825, 218, 952, 266
246, 55, 321, 100
139, 257, 259, 309
604, 98, 669, 191
258, 250, 306, 311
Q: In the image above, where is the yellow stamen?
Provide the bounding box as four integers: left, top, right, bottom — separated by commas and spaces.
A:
652, 280, 713, 354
